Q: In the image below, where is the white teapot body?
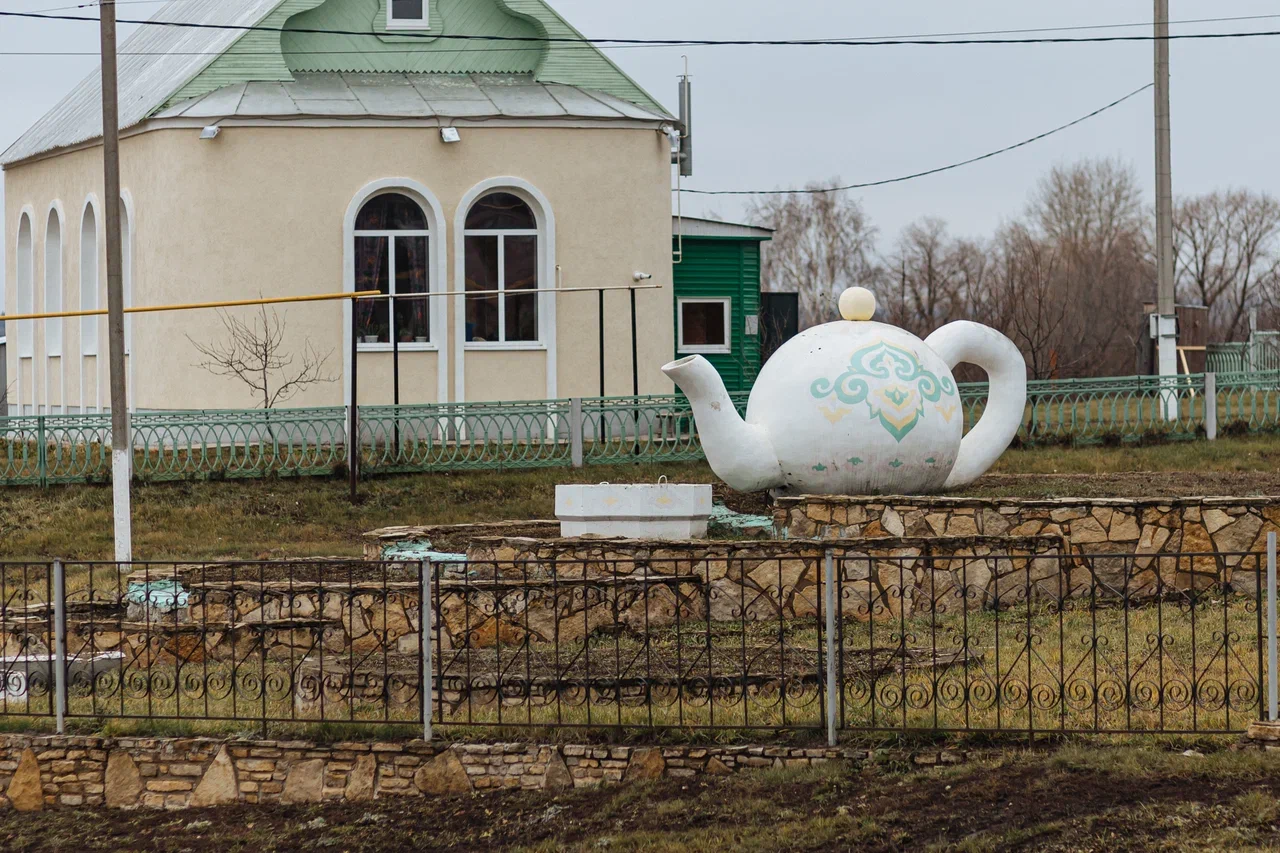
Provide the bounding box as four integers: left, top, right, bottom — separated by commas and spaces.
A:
663, 289, 1027, 496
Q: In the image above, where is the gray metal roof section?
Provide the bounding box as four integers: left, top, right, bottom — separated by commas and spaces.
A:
674, 217, 775, 240
1, 0, 283, 166
151, 73, 669, 122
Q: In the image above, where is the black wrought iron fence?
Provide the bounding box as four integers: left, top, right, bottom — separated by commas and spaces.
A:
0, 551, 1269, 739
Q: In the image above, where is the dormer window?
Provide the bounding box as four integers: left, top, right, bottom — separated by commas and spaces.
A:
388, 0, 430, 30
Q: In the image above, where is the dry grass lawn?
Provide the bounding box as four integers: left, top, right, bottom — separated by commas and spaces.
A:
2, 436, 1280, 561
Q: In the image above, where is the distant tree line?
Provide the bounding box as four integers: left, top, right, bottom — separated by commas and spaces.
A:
746, 158, 1280, 379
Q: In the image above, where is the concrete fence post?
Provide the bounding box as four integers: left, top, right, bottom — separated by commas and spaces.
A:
421, 559, 434, 743
824, 549, 838, 746
52, 559, 66, 734
1205, 373, 1218, 441
569, 397, 585, 468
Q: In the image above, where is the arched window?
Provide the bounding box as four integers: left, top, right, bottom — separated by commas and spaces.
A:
80, 202, 99, 356
464, 192, 539, 344
353, 192, 430, 347
44, 209, 62, 357
16, 213, 33, 358
121, 198, 132, 356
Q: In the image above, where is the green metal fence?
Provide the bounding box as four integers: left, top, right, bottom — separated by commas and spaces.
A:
4, 372, 1280, 486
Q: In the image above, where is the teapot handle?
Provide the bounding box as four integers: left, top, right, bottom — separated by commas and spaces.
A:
924, 322, 1027, 489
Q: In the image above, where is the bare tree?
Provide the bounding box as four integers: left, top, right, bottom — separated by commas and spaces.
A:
1174, 189, 1280, 341
188, 304, 335, 409
747, 183, 881, 329
883, 217, 994, 337
1021, 159, 1150, 376
991, 224, 1067, 379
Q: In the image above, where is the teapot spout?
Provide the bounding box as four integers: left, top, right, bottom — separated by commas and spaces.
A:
663, 355, 784, 493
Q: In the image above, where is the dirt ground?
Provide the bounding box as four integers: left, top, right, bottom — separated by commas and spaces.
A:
3, 745, 1279, 852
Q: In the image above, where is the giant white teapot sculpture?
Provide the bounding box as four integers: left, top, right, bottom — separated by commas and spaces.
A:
663, 288, 1027, 496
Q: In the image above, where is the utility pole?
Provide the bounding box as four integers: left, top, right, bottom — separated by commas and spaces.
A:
1153, 0, 1179, 419
100, 1, 132, 563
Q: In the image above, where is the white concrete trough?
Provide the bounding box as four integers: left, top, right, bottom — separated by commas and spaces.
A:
0, 652, 124, 702
556, 482, 714, 540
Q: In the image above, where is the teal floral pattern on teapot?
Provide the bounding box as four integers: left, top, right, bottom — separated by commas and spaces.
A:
810, 339, 958, 442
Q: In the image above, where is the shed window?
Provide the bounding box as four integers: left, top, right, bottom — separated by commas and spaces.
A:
678, 298, 732, 354
465, 193, 539, 345
388, 0, 429, 29
354, 192, 431, 347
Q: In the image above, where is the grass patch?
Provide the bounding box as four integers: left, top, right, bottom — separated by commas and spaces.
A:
1, 435, 1279, 561
1047, 744, 1276, 780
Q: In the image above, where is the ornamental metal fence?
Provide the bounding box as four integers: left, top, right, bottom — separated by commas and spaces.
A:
0, 549, 1272, 739
3, 370, 1280, 486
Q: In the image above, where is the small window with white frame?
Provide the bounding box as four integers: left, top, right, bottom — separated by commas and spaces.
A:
387, 0, 430, 29
678, 298, 732, 354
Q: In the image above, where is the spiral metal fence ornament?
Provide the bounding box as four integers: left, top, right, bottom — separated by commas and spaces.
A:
0, 551, 1269, 736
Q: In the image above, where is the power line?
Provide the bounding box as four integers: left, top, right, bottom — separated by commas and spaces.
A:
6, 11, 1280, 57
5, 9, 1280, 48
679, 83, 1153, 196
6, 10, 1280, 53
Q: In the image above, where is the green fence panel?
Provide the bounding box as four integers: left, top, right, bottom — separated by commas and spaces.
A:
1, 373, 1276, 486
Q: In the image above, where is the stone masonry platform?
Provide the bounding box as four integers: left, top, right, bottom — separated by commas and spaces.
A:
0, 733, 968, 812
776, 495, 1280, 594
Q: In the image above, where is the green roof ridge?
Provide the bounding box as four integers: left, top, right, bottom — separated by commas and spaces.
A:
160, 0, 669, 116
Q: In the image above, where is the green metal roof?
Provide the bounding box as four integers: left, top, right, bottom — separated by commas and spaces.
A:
168, 0, 668, 116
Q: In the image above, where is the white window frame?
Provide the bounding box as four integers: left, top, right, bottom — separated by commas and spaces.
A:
354, 198, 433, 354
463, 220, 541, 350
386, 0, 430, 30
677, 297, 733, 355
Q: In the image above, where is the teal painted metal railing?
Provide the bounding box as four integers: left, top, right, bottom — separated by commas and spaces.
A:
4, 373, 1280, 486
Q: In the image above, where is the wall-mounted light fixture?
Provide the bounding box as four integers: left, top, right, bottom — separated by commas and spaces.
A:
440, 127, 461, 144
199, 126, 221, 141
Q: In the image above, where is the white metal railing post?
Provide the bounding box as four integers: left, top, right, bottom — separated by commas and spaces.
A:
569, 397, 584, 468
52, 559, 66, 734
1204, 373, 1218, 441
824, 549, 837, 746
421, 559, 434, 742
1269, 533, 1277, 722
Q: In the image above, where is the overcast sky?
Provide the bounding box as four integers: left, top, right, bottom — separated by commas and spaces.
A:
3, 0, 1280, 297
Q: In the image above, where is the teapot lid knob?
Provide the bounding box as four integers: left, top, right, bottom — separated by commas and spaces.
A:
839, 287, 877, 322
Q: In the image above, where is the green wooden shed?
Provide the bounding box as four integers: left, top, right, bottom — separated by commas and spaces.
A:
672, 217, 774, 394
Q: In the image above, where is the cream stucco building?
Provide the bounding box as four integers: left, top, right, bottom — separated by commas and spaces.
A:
3, 0, 679, 414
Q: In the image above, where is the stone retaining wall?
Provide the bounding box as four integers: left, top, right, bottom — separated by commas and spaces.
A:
776, 495, 1280, 595
0, 734, 967, 812
465, 535, 1064, 625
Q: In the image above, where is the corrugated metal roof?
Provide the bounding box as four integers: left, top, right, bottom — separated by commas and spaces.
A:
674, 217, 775, 240
152, 73, 668, 122
1, 0, 283, 166
1, 0, 672, 167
